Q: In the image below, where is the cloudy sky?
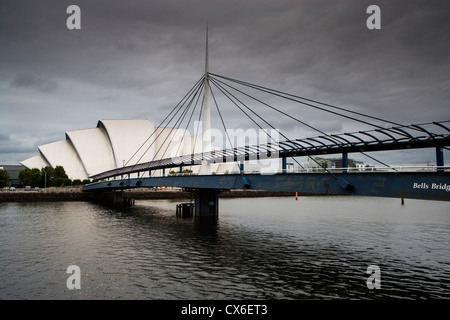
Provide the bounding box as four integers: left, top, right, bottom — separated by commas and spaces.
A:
1, 0, 449, 166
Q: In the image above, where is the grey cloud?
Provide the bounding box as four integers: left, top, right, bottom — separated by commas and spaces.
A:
11, 73, 58, 93
0, 0, 449, 165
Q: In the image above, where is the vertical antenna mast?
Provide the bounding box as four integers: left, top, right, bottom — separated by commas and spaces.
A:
202, 23, 211, 154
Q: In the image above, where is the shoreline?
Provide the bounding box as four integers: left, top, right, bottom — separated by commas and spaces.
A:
0, 188, 301, 203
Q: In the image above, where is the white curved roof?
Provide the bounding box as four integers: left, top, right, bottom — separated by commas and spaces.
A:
66, 128, 116, 177
20, 154, 50, 170
21, 118, 230, 180
38, 139, 88, 180
98, 119, 156, 167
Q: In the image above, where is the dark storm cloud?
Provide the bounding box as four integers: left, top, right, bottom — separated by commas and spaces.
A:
0, 0, 449, 165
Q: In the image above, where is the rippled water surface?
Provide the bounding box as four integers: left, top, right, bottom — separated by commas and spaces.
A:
0, 196, 449, 299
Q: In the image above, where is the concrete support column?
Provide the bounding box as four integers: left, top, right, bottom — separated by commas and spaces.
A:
194, 189, 219, 217
113, 192, 135, 206
436, 147, 444, 172
282, 157, 287, 173
342, 152, 348, 173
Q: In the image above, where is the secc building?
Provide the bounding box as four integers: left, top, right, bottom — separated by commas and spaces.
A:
21, 119, 239, 181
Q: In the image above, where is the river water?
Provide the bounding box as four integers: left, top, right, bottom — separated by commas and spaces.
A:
0, 196, 449, 300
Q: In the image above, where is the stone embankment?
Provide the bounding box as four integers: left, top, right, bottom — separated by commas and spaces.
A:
0, 187, 295, 202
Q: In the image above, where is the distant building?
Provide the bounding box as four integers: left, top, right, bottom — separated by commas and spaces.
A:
304, 156, 364, 170
0, 164, 25, 187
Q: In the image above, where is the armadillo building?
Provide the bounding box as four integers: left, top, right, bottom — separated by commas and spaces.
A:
20, 119, 231, 180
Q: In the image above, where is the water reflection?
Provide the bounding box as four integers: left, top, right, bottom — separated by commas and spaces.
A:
0, 197, 449, 300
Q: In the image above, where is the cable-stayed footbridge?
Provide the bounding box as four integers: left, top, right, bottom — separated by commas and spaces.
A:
84, 31, 450, 216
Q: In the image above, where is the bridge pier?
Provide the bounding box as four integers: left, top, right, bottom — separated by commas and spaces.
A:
342, 152, 348, 173
113, 191, 135, 207
436, 147, 444, 172
193, 189, 219, 217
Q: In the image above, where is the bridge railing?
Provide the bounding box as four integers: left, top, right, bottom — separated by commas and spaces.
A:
92, 165, 449, 183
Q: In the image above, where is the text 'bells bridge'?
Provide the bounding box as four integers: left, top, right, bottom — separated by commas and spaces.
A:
83, 72, 450, 214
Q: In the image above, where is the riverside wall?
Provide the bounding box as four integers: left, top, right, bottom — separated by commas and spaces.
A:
0, 187, 296, 203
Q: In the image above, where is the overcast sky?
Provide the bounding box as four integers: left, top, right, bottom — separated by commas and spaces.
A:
1, 0, 449, 166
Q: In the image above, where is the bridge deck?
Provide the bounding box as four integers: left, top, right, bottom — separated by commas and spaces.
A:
84, 171, 450, 202
89, 121, 450, 181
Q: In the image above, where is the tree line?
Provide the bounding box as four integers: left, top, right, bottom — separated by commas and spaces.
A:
0, 169, 9, 188
17, 166, 91, 188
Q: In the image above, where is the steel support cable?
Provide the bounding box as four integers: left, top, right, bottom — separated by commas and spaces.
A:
142, 77, 206, 167
210, 78, 286, 169
209, 78, 365, 185
173, 82, 205, 160
210, 73, 405, 128
209, 78, 281, 153
208, 81, 235, 154
329, 134, 398, 170
209, 75, 444, 169
209, 75, 341, 144
115, 75, 205, 179
139, 78, 206, 178
123, 75, 205, 170
210, 77, 306, 169
199, 82, 248, 186
209, 84, 266, 187
214, 75, 388, 174
219, 77, 389, 129
154, 81, 205, 164
212, 73, 450, 152
369, 129, 414, 170
128, 78, 205, 180
131, 79, 205, 179
211, 77, 353, 170
130, 106, 202, 179
209, 78, 282, 173
115, 79, 202, 180
210, 75, 371, 166
360, 152, 398, 171
210, 78, 295, 154
212, 78, 346, 172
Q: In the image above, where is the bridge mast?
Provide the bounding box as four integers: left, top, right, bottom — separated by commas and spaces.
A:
202, 24, 212, 154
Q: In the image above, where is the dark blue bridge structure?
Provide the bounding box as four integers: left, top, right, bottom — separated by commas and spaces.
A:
84, 72, 450, 216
